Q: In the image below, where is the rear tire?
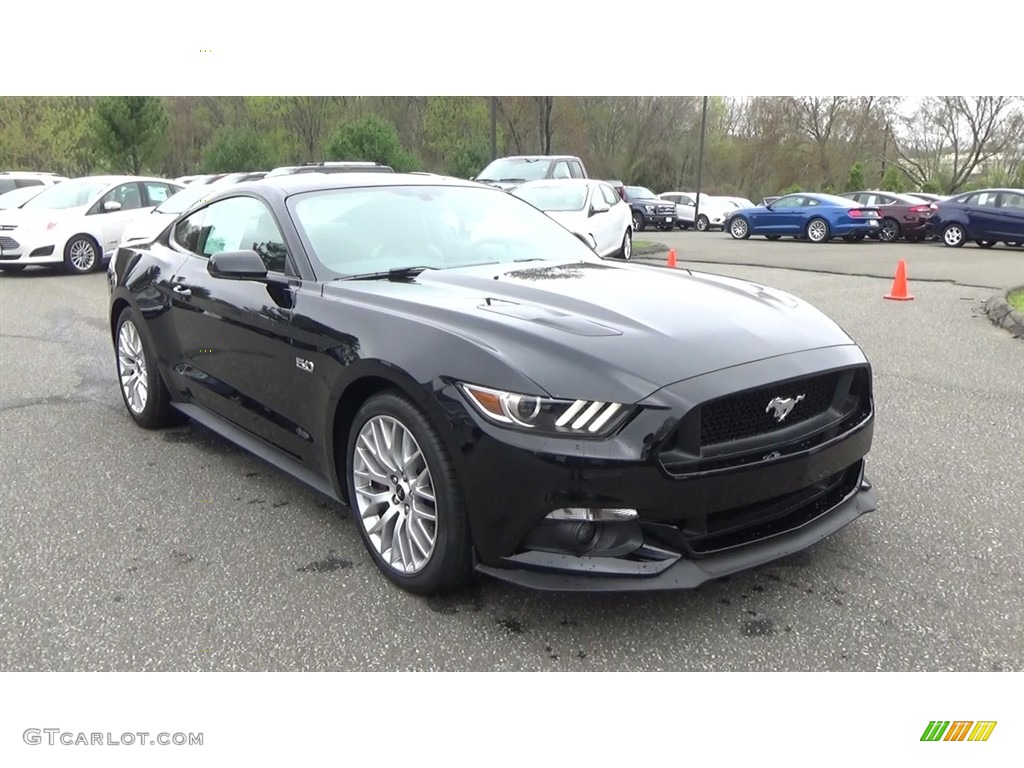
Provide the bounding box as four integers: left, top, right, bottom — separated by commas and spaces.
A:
619, 228, 632, 260
879, 218, 900, 242
806, 217, 831, 243
345, 391, 474, 595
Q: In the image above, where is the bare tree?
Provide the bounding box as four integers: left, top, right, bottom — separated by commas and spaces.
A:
891, 96, 1024, 192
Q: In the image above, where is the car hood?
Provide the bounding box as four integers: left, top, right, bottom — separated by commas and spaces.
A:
0, 206, 87, 227
322, 259, 857, 402
629, 197, 665, 206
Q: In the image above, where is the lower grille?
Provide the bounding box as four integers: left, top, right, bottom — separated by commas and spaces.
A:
0, 236, 20, 249
681, 461, 862, 555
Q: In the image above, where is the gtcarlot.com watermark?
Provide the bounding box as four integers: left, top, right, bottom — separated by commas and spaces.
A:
23, 728, 203, 747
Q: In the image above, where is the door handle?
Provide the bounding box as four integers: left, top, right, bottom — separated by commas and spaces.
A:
173, 284, 192, 297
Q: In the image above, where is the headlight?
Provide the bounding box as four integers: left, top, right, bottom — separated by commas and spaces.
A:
457, 383, 633, 436
644, 205, 654, 213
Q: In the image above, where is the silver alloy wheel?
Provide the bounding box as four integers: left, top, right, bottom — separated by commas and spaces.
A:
117, 320, 148, 414
943, 225, 964, 246
880, 219, 899, 242
622, 230, 632, 260
352, 415, 438, 575
730, 218, 748, 238
696, 214, 709, 231
69, 238, 96, 271
807, 219, 829, 242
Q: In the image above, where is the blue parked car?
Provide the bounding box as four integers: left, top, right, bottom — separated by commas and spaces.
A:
926, 188, 1024, 248
726, 193, 882, 243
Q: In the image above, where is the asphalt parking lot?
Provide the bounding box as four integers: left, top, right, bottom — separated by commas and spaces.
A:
1, 237, 1022, 672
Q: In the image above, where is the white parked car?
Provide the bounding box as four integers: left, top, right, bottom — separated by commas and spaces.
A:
0, 175, 182, 274
658, 191, 738, 231
118, 175, 257, 247
0, 186, 47, 210
0, 171, 68, 196
512, 178, 633, 259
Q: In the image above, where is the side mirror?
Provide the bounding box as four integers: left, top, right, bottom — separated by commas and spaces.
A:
589, 202, 609, 217
468, 176, 476, 181
103, 200, 122, 212
207, 250, 268, 280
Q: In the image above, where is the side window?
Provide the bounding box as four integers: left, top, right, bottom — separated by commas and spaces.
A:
964, 193, 981, 206
174, 196, 289, 273
601, 185, 619, 206
551, 161, 571, 179
806, 198, 820, 206
569, 161, 585, 179
143, 182, 172, 206
999, 192, 1024, 209
100, 183, 143, 212
680, 195, 695, 206
0, 179, 14, 194
15, 178, 44, 189
773, 196, 800, 209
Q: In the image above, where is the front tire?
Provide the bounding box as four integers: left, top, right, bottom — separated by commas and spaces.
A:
942, 224, 966, 247
729, 216, 750, 240
695, 214, 710, 232
114, 307, 179, 429
806, 217, 831, 243
631, 211, 646, 232
346, 391, 473, 595
64, 235, 102, 274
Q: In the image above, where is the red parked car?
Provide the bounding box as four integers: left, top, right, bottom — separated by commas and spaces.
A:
839, 190, 934, 242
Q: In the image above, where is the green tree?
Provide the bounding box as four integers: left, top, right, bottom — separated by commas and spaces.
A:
324, 115, 418, 171
920, 178, 944, 194
421, 97, 496, 177
846, 162, 865, 191
91, 96, 169, 175
880, 164, 907, 192
201, 127, 277, 172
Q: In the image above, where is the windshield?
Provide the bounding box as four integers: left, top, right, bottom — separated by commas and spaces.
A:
156, 184, 221, 215
476, 158, 553, 182
513, 184, 588, 212
625, 186, 657, 200
21, 179, 109, 210
288, 184, 598, 279
0, 186, 45, 209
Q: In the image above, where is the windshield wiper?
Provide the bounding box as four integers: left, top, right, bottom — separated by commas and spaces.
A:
498, 178, 527, 183
338, 266, 434, 282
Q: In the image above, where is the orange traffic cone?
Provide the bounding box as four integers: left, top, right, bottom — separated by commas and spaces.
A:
884, 259, 914, 301
667, 249, 677, 268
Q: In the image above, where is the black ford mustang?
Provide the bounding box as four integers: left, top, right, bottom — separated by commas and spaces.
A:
107, 173, 877, 595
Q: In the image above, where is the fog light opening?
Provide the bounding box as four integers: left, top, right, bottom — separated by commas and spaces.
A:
545, 507, 639, 522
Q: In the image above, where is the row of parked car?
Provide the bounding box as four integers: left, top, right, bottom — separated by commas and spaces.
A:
720, 189, 1024, 248
0, 163, 396, 274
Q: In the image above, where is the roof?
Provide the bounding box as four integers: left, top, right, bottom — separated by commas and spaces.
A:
229, 172, 487, 197
499, 155, 582, 161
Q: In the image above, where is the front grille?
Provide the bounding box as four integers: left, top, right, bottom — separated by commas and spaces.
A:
0, 236, 20, 249
655, 205, 675, 215
700, 371, 840, 446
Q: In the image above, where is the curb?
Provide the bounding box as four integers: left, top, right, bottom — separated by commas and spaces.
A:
982, 285, 1024, 339
632, 242, 670, 257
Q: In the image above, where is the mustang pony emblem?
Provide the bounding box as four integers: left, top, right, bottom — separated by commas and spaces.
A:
765, 394, 805, 423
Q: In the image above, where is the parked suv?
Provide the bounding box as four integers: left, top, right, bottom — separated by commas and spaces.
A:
473, 155, 588, 191
622, 185, 676, 231
0, 171, 68, 195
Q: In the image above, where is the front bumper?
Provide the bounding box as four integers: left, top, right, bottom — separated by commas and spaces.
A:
0, 230, 61, 264
442, 345, 876, 591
